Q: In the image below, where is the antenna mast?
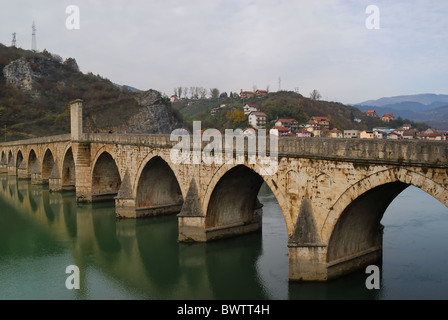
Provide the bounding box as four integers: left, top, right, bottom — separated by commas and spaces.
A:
32, 21, 37, 51
11, 33, 17, 47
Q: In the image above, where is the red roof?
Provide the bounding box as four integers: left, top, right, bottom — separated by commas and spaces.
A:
250, 111, 267, 117
312, 116, 330, 121
277, 119, 297, 123
273, 126, 289, 132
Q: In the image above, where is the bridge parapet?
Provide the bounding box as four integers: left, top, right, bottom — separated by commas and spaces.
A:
0, 134, 71, 147
278, 137, 448, 167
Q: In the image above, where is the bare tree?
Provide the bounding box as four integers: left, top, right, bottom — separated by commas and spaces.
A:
177, 87, 183, 99
198, 87, 207, 99
190, 86, 197, 99
183, 87, 189, 99
310, 89, 322, 100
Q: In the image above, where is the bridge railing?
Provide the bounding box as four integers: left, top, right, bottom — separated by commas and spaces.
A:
0, 134, 71, 147
1, 133, 447, 168
277, 137, 448, 167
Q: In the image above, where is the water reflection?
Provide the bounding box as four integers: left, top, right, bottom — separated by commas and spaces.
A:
1, 174, 448, 299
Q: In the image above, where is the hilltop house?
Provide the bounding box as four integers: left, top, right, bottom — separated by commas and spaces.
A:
382, 113, 395, 122
366, 110, 378, 118
240, 90, 255, 99
255, 90, 268, 97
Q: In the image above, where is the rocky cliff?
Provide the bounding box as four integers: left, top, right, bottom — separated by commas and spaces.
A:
0, 44, 184, 139
84, 89, 183, 134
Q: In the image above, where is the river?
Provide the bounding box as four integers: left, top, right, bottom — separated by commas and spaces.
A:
1, 174, 448, 300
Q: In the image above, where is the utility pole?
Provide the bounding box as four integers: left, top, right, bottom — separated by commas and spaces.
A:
11, 33, 17, 47
32, 21, 37, 51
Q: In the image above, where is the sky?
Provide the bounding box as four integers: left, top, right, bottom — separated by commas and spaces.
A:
1, 0, 447, 105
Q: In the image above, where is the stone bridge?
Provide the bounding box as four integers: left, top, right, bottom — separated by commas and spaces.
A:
2, 99, 448, 282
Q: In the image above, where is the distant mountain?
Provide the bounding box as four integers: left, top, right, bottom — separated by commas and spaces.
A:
114, 83, 142, 92
357, 93, 448, 108
356, 93, 448, 130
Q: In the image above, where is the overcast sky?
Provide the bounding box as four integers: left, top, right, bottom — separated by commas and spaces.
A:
1, 0, 447, 104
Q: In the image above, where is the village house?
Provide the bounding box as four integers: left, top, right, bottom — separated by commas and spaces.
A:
393, 128, 405, 137
327, 128, 343, 138
275, 119, 299, 132
417, 132, 446, 141
312, 129, 323, 137
374, 130, 388, 139
402, 130, 417, 139
343, 129, 361, 139
240, 90, 255, 99
366, 110, 378, 118
403, 124, 412, 130
296, 128, 312, 138
304, 120, 320, 132
255, 90, 268, 97
382, 113, 395, 122
243, 103, 260, 115
387, 132, 400, 140
248, 111, 267, 129
311, 116, 330, 128
360, 130, 375, 139
170, 95, 179, 103
269, 126, 290, 136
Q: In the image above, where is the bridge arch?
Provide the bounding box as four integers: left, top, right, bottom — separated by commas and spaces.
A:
203, 163, 291, 236
1, 150, 6, 165
7, 150, 13, 166
28, 149, 38, 175
61, 147, 76, 188
135, 155, 183, 215
323, 167, 448, 267
41, 149, 55, 182
16, 149, 24, 170
91, 151, 121, 198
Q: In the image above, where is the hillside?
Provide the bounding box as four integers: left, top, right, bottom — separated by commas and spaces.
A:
173, 91, 428, 132
0, 43, 183, 141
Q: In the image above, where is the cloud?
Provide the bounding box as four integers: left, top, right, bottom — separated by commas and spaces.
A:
1, 0, 447, 103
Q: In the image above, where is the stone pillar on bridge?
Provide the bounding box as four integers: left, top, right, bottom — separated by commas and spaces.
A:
115, 170, 138, 218
70, 99, 84, 141
49, 163, 63, 192
7, 157, 16, 176
69, 99, 93, 202
17, 159, 30, 180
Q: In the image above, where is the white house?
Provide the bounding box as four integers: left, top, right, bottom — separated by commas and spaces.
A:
243, 103, 260, 115
248, 111, 267, 129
